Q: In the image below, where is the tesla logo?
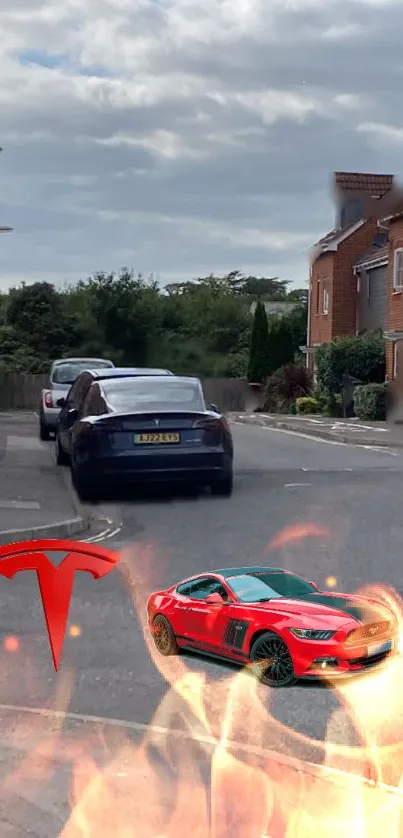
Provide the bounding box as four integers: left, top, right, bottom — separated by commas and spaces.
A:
0, 539, 119, 671
368, 626, 379, 635
154, 418, 160, 426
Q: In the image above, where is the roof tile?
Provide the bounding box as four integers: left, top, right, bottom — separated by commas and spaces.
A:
334, 172, 394, 196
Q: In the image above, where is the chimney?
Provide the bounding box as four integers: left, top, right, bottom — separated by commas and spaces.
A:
333, 171, 394, 230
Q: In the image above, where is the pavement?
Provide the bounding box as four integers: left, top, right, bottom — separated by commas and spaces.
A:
0, 412, 121, 544
1, 413, 403, 833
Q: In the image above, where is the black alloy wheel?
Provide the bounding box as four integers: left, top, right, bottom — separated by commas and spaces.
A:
55, 432, 70, 466
152, 615, 179, 656
71, 462, 98, 503
39, 416, 51, 441
250, 631, 296, 687
210, 470, 233, 497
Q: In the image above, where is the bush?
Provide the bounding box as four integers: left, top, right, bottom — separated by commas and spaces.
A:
296, 396, 319, 414
262, 363, 312, 413
316, 333, 385, 393
354, 383, 386, 421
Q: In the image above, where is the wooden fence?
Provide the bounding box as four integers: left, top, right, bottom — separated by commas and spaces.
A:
0, 373, 261, 413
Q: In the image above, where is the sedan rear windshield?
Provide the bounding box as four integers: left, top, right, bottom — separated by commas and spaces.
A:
227, 572, 316, 602
52, 361, 113, 384
102, 377, 205, 412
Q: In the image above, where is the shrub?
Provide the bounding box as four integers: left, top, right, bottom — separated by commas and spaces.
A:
316, 333, 385, 393
262, 363, 313, 413
354, 383, 386, 421
296, 396, 319, 414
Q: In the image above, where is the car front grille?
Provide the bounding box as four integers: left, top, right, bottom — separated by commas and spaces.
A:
345, 621, 391, 645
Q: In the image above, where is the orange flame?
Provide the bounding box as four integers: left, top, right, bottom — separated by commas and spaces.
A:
264, 523, 331, 553
2, 527, 403, 836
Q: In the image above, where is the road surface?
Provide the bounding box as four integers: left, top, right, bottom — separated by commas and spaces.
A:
1, 418, 403, 769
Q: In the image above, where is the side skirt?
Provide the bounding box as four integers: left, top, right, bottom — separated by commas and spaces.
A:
176, 636, 249, 666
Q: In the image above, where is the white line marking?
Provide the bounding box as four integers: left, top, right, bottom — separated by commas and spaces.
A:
284, 483, 312, 488
232, 422, 399, 453
84, 525, 122, 543
0, 702, 401, 798
0, 500, 41, 510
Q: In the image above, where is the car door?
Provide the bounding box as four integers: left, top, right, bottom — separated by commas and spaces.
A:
180, 576, 234, 652
59, 373, 93, 455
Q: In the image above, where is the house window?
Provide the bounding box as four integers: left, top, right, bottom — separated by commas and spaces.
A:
393, 249, 403, 291
394, 341, 399, 378
322, 287, 329, 315
316, 281, 320, 314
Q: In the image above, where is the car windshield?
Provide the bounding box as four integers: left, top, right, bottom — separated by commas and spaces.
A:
226, 572, 316, 602
102, 377, 206, 412
52, 361, 113, 384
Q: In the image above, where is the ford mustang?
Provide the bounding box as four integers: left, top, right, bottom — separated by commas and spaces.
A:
147, 566, 397, 686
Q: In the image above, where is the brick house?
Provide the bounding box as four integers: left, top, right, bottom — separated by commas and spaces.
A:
305, 171, 394, 378
382, 210, 403, 386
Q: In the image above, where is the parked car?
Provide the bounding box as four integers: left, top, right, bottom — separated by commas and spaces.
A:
39, 357, 115, 440
148, 566, 396, 687
56, 371, 233, 501
55, 366, 174, 470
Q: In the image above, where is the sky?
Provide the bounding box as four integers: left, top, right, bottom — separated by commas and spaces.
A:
0, 0, 403, 292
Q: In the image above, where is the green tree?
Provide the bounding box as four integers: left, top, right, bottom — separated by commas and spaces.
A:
6, 282, 80, 360
247, 300, 270, 382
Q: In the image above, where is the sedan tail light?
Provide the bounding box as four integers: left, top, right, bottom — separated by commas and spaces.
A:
44, 391, 53, 408
192, 417, 223, 431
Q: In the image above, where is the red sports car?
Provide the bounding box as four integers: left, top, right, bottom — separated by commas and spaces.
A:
147, 566, 398, 687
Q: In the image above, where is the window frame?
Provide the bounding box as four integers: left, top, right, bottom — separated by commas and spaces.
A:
394, 341, 400, 378
322, 287, 329, 315
393, 248, 403, 291
176, 576, 230, 602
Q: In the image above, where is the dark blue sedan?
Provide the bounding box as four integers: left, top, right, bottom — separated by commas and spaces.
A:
57, 373, 234, 501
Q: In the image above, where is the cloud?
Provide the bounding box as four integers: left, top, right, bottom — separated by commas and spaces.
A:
0, 0, 402, 290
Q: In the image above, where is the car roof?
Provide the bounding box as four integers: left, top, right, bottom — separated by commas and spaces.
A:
87, 367, 173, 380
52, 357, 114, 367
213, 566, 289, 578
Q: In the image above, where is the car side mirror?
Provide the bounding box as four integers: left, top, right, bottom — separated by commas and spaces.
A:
309, 580, 319, 591
209, 403, 219, 413
66, 407, 78, 423
56, 397, 66, 408
205, 592, 226, 605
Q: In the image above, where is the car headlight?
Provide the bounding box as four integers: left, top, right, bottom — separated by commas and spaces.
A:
289, 628, 336, 640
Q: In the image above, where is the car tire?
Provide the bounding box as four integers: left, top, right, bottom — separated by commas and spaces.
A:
39, 416, 51, 441
71, 464, 98, 503
55, 433, 70, 466
210, 470, 233, 497
152, 615, 179, 656
250, 631, 296, 688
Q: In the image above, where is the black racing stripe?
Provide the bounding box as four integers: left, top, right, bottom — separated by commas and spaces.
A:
292, 593, 383, 624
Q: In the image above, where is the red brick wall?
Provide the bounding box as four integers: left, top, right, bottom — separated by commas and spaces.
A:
309, 252, 334, 346
308, 220, 379, 349
332, 219, 379, 337
387, 216, 403, 331
385, 217, 403, 379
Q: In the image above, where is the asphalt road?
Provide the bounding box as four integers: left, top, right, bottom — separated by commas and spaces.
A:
2, 418, 403, 774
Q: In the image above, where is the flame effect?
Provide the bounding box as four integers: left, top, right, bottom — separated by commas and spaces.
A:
2, 524, 403, 836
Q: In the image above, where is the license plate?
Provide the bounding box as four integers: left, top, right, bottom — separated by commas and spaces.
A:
134, 432, 180, 444
367, 639, 393, 658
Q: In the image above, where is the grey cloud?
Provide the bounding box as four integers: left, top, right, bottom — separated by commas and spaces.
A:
0, 0, 402, 287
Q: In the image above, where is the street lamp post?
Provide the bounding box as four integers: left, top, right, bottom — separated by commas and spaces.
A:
0, 147, 13, 234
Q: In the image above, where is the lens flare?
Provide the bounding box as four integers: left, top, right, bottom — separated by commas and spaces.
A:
3, 635, 19, 652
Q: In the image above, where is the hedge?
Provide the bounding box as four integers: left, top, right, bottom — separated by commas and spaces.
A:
354, 383, 386, 421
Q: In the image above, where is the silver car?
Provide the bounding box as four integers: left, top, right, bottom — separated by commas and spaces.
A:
39, 357, 115, 440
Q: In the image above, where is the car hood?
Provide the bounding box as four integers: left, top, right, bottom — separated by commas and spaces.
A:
249, 592, 392, 627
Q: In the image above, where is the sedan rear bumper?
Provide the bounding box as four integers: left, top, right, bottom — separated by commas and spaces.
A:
75, 448, 232, 485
